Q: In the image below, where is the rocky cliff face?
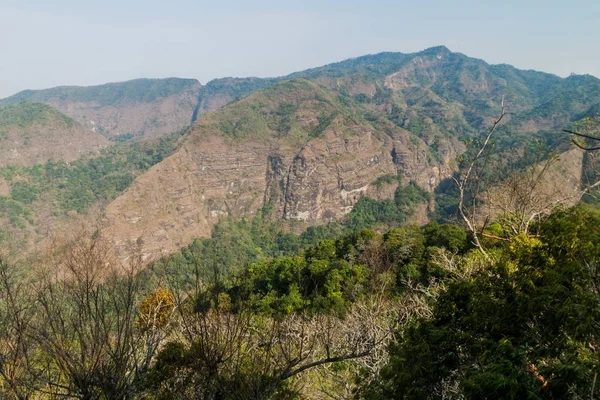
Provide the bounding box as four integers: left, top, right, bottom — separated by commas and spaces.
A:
102, 80, 464, 260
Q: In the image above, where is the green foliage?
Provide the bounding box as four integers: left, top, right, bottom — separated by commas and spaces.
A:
231, 234, 371, 316
423, 221, 468, 253
347, 181, 429, 231
178, 219, 471, 319
152, 213, 303, 288
0, 102, 74, 128
366, 205, 600, 399
10, 181, 37, 204
0, 196, 31, 228
0, 128, 185, 215
299, 223, 345, 247
371, 174, 399, 187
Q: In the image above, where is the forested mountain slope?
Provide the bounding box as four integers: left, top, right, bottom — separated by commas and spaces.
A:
0, 102, 109, 167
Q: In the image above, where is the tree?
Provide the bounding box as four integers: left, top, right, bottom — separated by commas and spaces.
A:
565, 116, 600, 151
0, 256, 40, 400
565, 116, 600, 201
1, 230, 174, 399
454, 102, 584, 259
364, 205, 600, 399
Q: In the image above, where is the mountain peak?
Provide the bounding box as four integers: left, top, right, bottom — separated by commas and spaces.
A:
419, 45, 452, 56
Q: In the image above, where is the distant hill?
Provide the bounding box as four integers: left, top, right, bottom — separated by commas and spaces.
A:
0, 102, 109, 167
0, 78, 203, 140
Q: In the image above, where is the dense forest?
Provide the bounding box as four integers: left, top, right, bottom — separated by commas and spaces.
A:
2, 201, 600, 399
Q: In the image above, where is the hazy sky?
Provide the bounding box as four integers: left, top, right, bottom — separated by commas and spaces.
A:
0, 0, 598, 98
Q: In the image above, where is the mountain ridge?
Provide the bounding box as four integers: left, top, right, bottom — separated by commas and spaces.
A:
2, 46, 598, 143
1, 46, 599, 261
98, 47, 600, 261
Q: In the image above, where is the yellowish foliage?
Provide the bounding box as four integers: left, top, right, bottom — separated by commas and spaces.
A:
137, 288, 175, 329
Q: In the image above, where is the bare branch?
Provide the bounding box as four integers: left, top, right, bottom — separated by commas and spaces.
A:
455, 99, 506, 260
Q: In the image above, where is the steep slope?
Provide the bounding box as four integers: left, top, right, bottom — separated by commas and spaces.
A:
0, 78, 202, 140
0, 129, 187, 259
102, 79, 463, 260
510, 75, 600, 134
0, 102, 109, 166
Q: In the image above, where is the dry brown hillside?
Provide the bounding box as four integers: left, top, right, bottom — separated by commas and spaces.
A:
102, 80, 464, 261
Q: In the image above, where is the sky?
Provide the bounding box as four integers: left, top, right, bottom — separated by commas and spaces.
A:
0, 0, 599, 98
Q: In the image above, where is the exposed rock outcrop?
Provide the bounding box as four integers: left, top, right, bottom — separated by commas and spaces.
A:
102, 80, 464, 261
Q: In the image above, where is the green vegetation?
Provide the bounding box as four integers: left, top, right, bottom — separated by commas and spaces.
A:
371, 173, 399, 187
365, 205, 600, 399
0, 196, 31, 228
200, 79, 360, 144
347, 181, 429, 231
223, 223, 466, 317
0, 102, 75, 130
5, 200, 599, 398
0, 128, 185, 224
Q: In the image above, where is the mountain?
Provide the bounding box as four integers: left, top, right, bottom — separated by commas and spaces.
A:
0, 78, 203, 140
196, 46, 600, 145
101, 47, 600, 261
4, 47, 598, 147
102, 78, 461, 259
0, 102, 109, 167
1, 46, 598, 261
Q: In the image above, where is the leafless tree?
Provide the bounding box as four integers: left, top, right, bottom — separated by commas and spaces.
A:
454, 102, 588, 258
25, 231, 171, 399
0, 256, 41, 400
452, 99, 507, 259
139, 266, 403, 400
